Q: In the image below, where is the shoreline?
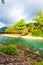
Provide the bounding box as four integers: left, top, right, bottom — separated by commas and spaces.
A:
0, 34, 43, 40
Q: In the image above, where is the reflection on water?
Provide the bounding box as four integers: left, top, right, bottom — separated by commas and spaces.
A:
0, 35, 43, 50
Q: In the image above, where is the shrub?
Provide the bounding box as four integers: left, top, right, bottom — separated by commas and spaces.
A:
33, 61, 43, 65
32, 29, 43, 37
0, 44, 17, 55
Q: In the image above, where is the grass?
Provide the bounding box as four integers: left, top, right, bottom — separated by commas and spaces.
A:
0, 44, 17, 55
33, 61, 43, 65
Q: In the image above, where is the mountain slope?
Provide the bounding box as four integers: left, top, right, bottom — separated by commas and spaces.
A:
0, 27, 7, 31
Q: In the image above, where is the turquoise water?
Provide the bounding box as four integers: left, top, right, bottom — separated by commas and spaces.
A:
0, 36, 43, 50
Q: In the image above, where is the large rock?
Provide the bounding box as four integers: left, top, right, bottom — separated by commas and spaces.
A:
0, 42, 5, 46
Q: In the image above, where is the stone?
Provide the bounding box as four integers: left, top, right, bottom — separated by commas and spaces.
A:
25, 50, 32, 54
5, 63, 13, 65
0, 42, 5, 46
0, 64, 4, 65
9, 58, 15, 62
0, 58, 6, 64
31, 54, 37, 59
0, 52, 6, 58
36, 57, 42, 62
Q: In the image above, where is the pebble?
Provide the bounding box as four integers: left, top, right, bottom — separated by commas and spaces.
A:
5, 63, 14, 65
0, 46, 43, 65
36, 57, 42, 62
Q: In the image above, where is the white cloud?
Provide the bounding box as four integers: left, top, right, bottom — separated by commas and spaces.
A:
0, 0, 43, 26
8, 8, 24, 20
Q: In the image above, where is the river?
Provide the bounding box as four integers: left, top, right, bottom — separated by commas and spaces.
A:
0, 34, 43, 50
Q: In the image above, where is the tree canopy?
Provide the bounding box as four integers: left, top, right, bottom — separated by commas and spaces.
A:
33, 11, 43, 25
14, 19, 26, 30
1, 0, 4, 4
6, 19, 27, 33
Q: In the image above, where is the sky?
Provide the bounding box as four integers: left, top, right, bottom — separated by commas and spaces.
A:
0, 0, 43, 28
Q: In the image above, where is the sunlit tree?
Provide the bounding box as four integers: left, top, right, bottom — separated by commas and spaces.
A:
33, 11, 43, 25
28, 23, 35, 32
32, 11, 43, 37
14, 19, 26, 31
6, 19, 27, 34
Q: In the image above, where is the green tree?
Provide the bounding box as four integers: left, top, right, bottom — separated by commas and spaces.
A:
33, 11, 43, 36
28, 23, 35, 32
33, 11, 43, 25
6, 19, 27, 34
6, 26, 14, 32
14, 19, 26, 31
32, 29, 43, 37
1, 0, 5, 4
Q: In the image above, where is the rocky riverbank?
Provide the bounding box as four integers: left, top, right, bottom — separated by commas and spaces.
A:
0, 42, 43, 65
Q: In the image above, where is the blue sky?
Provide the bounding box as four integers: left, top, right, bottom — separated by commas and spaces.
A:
0, 0, 43, 28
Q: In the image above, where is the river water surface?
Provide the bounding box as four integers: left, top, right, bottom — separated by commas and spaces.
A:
0, 35, 43, 50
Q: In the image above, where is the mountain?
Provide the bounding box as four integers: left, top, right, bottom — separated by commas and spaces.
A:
0, 27, 7, 31
26, 22, 38, 27
34, 23, 38, 26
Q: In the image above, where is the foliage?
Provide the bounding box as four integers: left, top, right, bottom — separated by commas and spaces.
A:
28, 23, 35, 28
33, 11, 43, 25
13, 19, 26, 31
28, 23, 35, 32
6, 19, 27, 34
32, 11, 43, 37
0, 44, 17, 55
33, 61, 43, 65
32, 29, 43, 37
6, 26, 14, 32
1, 0, 4, 4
